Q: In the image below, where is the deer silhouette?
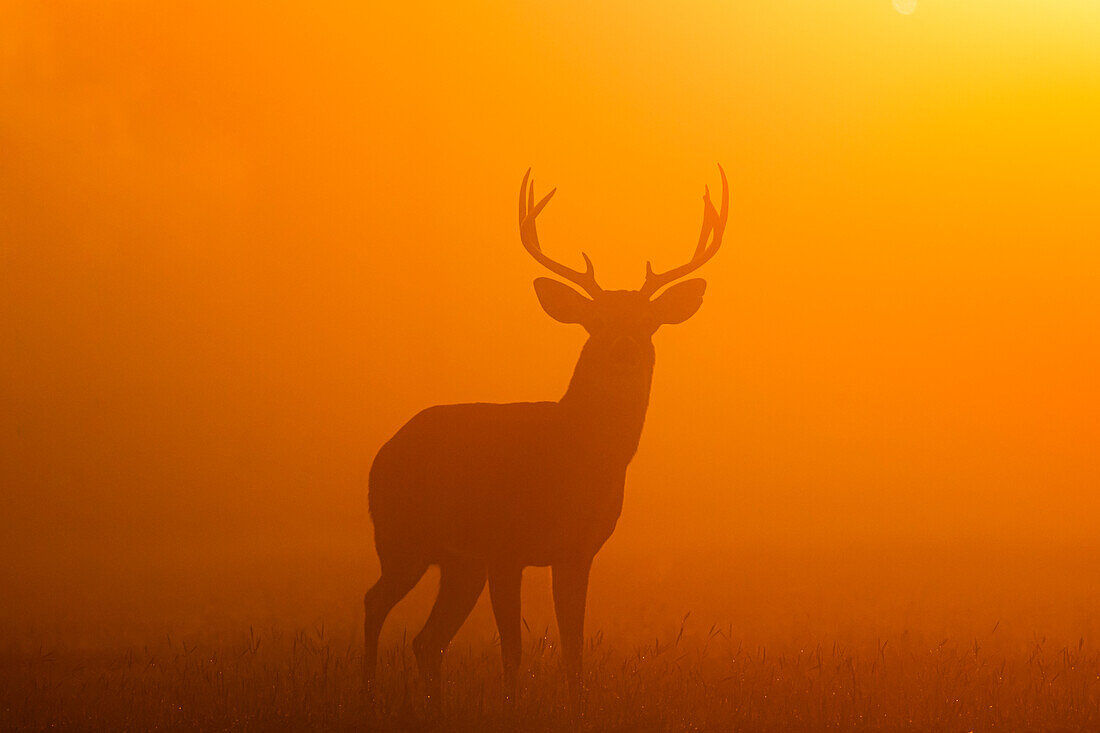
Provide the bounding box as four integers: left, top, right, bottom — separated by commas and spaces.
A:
365, 166, 729, 706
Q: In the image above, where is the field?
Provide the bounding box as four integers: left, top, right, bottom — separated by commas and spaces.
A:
3, 539, 1098, 731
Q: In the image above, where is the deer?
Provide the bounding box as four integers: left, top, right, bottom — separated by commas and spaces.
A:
364, 166, 729, 707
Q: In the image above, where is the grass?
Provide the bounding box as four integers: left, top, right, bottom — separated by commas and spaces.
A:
3, 621, 1099, 730
3, 540, 1099, 730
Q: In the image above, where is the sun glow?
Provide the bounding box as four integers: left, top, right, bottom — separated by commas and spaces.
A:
3, 1, 1100, 726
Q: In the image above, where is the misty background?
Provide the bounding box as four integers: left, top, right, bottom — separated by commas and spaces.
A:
3, 2, 1098, 643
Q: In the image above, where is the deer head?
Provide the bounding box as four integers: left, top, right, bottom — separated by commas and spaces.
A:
519, 166, 729, 368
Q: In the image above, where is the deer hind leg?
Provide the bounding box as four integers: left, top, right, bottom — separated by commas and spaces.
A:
413, 556, 486, 707
553, 557, 593, 710
487, 563, 524, 706
363, 555, 428, 693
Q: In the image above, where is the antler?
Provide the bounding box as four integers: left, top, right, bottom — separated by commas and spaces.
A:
639, 164, 729, 298
518, 168, 603, 299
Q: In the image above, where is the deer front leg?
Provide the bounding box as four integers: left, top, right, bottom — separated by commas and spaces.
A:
488, 563, 523, 706
552, 556, 592, 707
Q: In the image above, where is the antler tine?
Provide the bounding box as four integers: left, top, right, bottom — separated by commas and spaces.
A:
639, 164, 729, 298
518, 169, 603, 299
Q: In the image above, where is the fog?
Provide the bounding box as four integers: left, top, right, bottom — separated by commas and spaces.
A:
3, 1, 1099, 648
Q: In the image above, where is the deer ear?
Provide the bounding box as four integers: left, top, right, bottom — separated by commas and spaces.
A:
534, 277, 592, 324
651, 278, 706, 325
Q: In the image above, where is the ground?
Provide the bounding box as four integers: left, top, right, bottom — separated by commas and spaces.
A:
3, 540, 1098, 730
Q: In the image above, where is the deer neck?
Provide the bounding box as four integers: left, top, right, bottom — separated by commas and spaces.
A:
558, 338, 655, 466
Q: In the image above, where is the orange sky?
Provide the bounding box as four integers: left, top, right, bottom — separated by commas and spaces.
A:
2, 0, 1099, 584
